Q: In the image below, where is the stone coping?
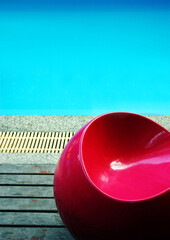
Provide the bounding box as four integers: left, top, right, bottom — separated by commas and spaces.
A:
0, 153, 60, 165
0, 116, 95, 132
0, 115, 170, 132
0, 115, 169, 164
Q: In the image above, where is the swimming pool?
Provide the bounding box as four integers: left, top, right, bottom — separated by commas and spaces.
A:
0, 1, 170, 115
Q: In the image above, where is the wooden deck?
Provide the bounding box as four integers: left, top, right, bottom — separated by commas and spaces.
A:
0, 164, 74, 240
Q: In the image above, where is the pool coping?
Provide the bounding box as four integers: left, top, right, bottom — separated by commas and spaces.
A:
0, 115, 95, 132
0, 115, 170, 164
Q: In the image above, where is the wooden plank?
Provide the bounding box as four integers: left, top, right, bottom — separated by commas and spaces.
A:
0, 175, 54, 185
0, 227, 74, 240
0, 164, 56, 174
0, 212, 64, 226
0, 198, 57, 211
0, 186, 54, 197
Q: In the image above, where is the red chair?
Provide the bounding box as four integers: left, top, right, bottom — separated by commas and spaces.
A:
54, 112, 170, 239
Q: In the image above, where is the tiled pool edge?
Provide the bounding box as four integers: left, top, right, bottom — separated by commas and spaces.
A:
0, 115, 169, 164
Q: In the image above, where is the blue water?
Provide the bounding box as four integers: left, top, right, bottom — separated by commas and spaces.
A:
0, 1, 170, 115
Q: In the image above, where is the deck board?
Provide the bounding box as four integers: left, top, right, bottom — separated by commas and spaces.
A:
0, 212, 63, 226
0, 186, 54, 197
0, 174, 54, 185
0, 227, 74, 240
0, 198, 56, 211
0, 164, 74, 239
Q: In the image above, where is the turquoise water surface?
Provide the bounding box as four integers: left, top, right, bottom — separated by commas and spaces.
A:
0, 2, 170, 115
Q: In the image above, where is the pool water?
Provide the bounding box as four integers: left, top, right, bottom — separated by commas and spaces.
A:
0, 1, 170, 115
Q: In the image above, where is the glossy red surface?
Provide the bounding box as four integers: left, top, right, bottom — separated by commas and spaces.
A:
54, 112, 170, 240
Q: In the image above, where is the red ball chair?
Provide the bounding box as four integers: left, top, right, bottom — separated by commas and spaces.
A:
54, 112, 170, 239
